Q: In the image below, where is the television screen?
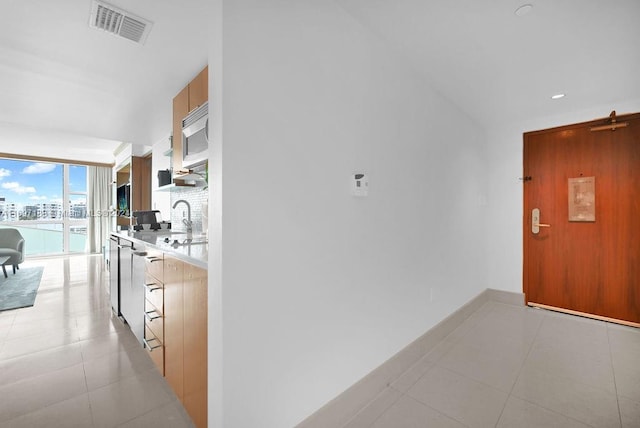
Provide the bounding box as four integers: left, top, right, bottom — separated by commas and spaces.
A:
116, 184, 130, 217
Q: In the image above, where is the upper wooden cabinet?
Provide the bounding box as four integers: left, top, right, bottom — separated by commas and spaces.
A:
188, 66, 208, 112
172, 66, 208, 174
114, 156, 151, 228
131, 156, 152, 214
172, 86, 190, 174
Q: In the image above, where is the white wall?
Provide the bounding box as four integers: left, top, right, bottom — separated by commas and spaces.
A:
210, 1, 489, 426
113, 145, 132, 172
485, 99, 640, 293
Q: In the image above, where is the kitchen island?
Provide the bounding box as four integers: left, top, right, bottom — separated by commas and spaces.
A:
109, 229, 208, 428
114, 229, 208, 269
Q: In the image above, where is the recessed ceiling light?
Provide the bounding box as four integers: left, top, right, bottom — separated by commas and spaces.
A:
551, 93, 566, 100
515, 4, 533, 16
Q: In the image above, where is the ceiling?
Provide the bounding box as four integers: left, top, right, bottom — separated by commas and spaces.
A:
335, 0, 640, 128
0, 0, 209, 163
0, 0, 638, 163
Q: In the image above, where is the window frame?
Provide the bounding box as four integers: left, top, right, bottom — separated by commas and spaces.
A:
0, 159, 88, 255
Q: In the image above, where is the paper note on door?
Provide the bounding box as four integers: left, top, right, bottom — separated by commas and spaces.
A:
568, 177, 595, 222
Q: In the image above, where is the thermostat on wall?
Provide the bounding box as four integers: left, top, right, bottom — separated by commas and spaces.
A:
352, 173, 368, 197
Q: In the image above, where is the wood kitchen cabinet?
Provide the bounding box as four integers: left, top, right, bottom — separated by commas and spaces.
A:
140, 247, 207, 428
143, 249, 164, 375
131, 156, 152, 214
172, 86, 190, 175
188, 66, 208, 112
172, 65, 208, 175
164, 255, 185, 400
114, 156, 151, 228
183, 263, 208, 428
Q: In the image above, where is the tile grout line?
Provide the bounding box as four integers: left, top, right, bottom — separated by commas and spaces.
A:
342, 301, 500, 428
338, 386, 400, 428
491, 305, 547, 428
390, 300, 499, 393
429, 363, 509, 426
605, 322, 624, 428
0, 312, 14, 353
424, 300, 498, 367
401, 302, 510, 428
0, 255, 189, 427
71, 364, 96, 428
507, 309, 610, 428
403, 394, 474, 428
0, 362, 91, 425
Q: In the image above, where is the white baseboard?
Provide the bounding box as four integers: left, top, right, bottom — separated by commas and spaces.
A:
296, 288, 524, 428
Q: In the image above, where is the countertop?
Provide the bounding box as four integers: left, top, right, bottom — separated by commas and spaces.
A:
113, 230, 208, 269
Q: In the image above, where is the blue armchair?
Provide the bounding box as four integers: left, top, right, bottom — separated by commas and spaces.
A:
0, 228, 25, 278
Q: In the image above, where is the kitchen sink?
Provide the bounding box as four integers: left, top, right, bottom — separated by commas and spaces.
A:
133, 230, 208, 247
135, 230, 190, 236
161, 236, 208, 248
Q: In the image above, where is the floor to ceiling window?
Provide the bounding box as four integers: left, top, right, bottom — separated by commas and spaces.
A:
68, 164, 88, 253
0, 158, 87, 256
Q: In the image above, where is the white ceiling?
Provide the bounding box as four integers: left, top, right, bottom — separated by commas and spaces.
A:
0, 0, 638, 163
0, 0, 209, 163
336, 0, 640, 127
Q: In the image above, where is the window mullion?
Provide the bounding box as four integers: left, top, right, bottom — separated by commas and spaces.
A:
63, 164, 70, 253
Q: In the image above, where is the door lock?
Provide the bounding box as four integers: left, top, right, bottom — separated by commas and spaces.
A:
532, 208, 551, 234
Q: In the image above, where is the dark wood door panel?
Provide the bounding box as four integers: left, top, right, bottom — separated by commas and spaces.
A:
524, 113, 640, 325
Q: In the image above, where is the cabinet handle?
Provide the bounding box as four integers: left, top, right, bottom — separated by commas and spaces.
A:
144, 283, 162, 292
146, 257, 161, 263
143, 337, 162, 351
145, 310, 162, 322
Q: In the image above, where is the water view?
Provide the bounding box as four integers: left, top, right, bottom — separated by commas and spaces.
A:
0, 224, 86, 256
0, 159, 88, 256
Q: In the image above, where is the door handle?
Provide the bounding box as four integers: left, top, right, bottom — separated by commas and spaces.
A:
532, 208, 551, 234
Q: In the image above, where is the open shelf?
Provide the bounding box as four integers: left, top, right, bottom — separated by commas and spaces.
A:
155, 183, 197, 192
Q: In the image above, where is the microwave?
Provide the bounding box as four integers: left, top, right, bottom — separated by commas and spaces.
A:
181, 101, 208, 168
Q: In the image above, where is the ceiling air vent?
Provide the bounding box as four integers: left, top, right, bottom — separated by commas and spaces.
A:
89, 0, 153, 44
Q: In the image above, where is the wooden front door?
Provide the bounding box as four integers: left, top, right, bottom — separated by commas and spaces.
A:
523, 112, 640, 326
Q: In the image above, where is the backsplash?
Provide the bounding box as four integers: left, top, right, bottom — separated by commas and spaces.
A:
170, 187, 207, 233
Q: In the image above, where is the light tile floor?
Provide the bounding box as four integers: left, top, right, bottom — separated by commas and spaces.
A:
0, 255, 194, 428
344, 298, 640, 428
3, 255, 640, 428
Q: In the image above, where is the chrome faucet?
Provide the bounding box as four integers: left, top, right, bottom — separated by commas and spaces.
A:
172, 199, 193, 233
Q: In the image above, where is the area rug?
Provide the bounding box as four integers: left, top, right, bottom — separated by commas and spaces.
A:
0, 266, 45, 311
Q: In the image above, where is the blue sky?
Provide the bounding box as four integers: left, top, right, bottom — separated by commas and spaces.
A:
0, 159, 86, 206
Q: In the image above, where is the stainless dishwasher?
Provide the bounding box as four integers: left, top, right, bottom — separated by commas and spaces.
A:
109, 235, 120, 316
118, 238, 142, 344
127, 242, 147, 345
